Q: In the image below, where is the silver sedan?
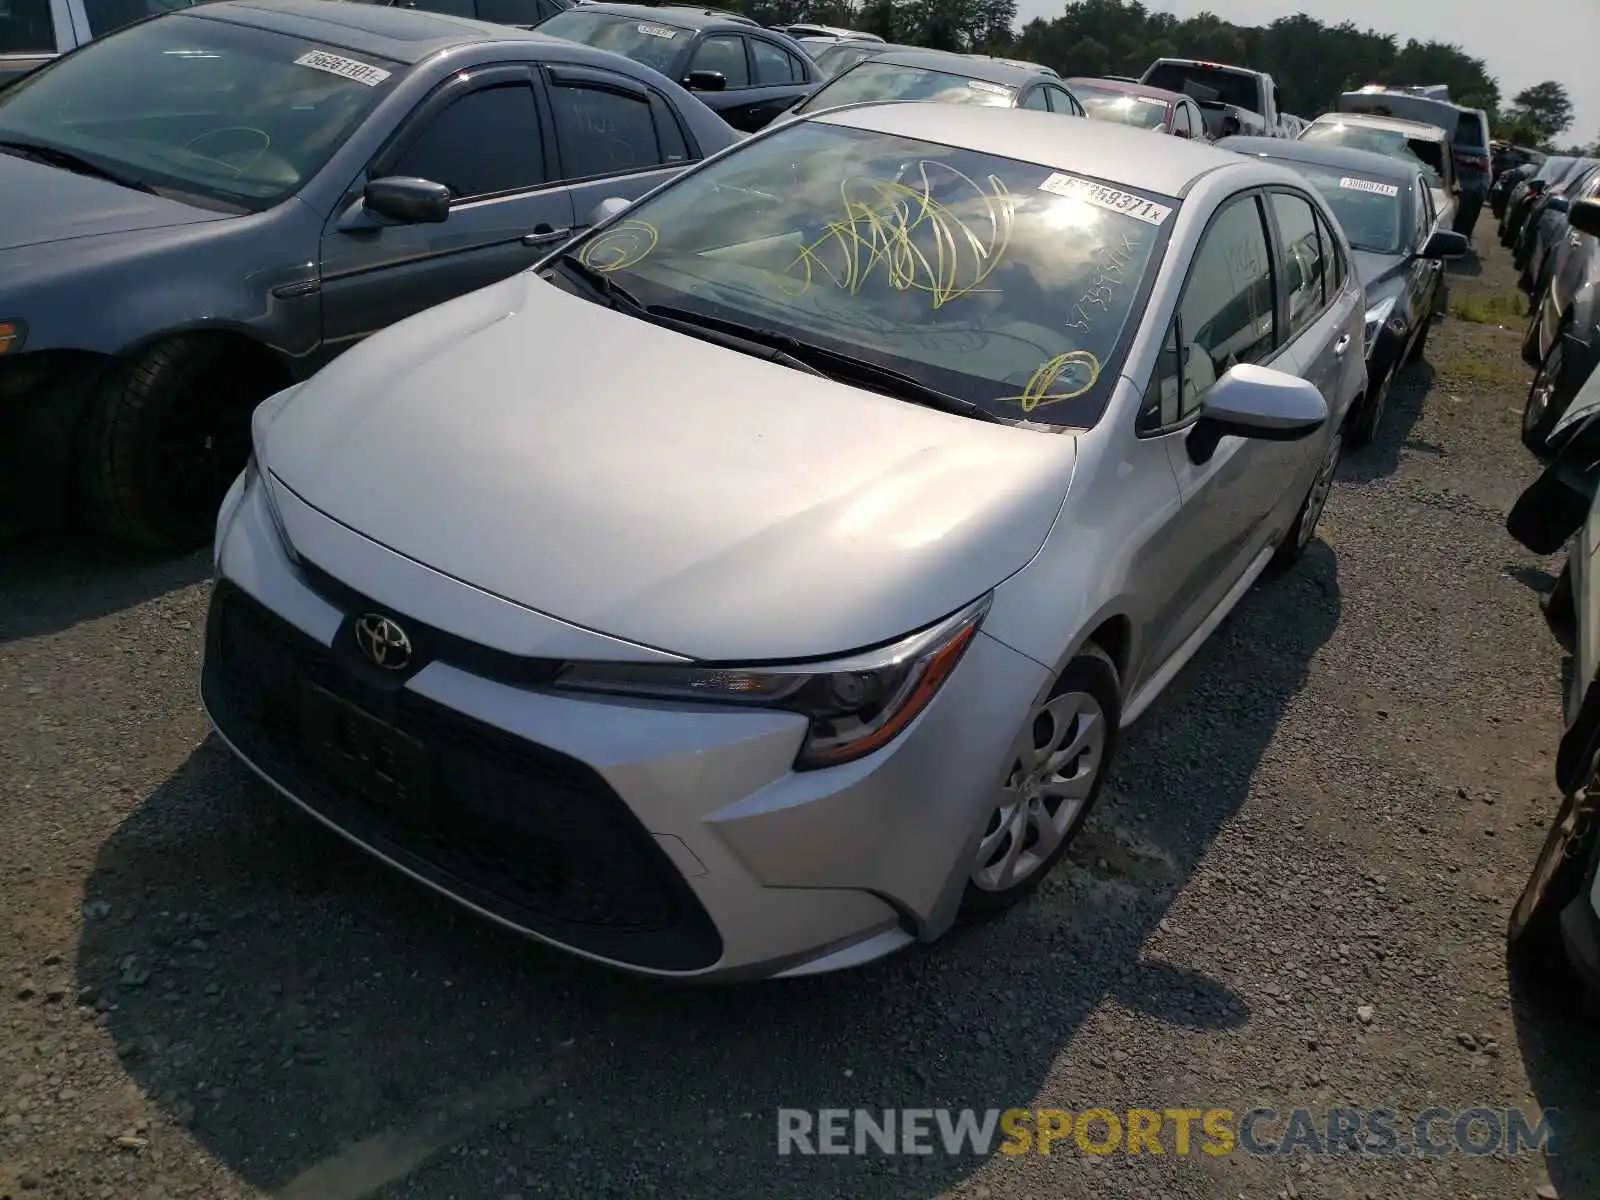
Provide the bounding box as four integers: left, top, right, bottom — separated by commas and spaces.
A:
204, 102, 1366, 981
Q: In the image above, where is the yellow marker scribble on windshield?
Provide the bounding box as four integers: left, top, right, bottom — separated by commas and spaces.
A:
781, 161, 1015, 308
998, 351, 1102, 413
578, 220, 659, 273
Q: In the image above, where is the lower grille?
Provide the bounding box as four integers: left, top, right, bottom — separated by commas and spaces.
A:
201, 580, 722, 972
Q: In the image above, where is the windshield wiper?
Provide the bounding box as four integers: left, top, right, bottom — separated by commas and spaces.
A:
0, 139, 155, 194
643, 305, 1007, 424
554, 252, 646, 312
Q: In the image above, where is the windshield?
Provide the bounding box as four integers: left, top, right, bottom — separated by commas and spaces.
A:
796, 61, 1016, 114
1302, 122, 1444, 187
813, 42, 883, 77
535, 11, 688, 74
1292, 165, 1407, 254
0, 16, 400, 211
549, 121, 1172, 427
1141, 63, 1258, 111
1072, 84, 1168, 129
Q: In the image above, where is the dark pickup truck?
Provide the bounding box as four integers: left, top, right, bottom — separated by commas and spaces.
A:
1, 0, 201, 87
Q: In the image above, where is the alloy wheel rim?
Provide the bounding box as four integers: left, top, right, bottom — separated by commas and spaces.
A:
1298, 432, 1342, 550
970, 689, 1105, 893
1525, 344, 1562, 434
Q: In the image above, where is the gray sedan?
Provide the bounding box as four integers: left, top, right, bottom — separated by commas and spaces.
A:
0, 0, 737, 549
206, 103, 1363, 982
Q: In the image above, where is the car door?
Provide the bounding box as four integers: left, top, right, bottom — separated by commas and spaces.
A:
1409, 174, 1445, 322
1134, 191, 1290, 664
1265, 188, 1360, 458
745, 35, 814, 128
541, 64, 697, 239
318, 66, 576, 358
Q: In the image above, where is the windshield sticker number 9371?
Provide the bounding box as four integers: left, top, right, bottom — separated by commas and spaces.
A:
1038, 173, 1173, 226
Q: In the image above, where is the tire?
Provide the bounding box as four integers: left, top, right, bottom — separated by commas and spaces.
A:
1507, 785, 1600, 1009
78, 337, 267, 551
1406, 315, 1430, 365
959, 643, 1120, 917
1522, 335, 1570, 456
1544, 558, 1577, 654
1270, 425, 1343, 572
1521, 292, 1546, 367
1349, 368, 1391, 448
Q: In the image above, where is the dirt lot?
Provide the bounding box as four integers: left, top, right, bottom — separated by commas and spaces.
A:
3, 237, 1599, 1200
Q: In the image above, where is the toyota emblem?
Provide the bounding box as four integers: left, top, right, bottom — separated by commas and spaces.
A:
353, 613, 413, 671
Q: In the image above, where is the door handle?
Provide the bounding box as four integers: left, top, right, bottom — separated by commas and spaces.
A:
1334, 333, 1352, 356
523, 225, 572, 247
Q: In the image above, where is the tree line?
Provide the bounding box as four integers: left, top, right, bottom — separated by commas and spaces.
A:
726, 0, 1593, 153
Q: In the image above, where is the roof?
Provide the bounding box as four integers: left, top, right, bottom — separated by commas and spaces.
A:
815, 102, 1255, 196
571, 1, 755, 29
191, 0, 525, 61
1308, 112, 1448, 142
1065, 76, 1184, 105
862, 49, 1056, 87
1217, 136, 1418, 184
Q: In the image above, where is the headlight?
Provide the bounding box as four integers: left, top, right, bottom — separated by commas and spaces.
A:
0, 319, 24, 355
1363, 297, 1397, 352
553, 594, 992, 770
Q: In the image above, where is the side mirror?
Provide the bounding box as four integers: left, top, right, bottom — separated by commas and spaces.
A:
1546, 195, 1572, 214
363, 176, 451, 225
684, 69, 727, 92
1570, 198, 1600, 238
1419, 229, 1469, 260
1188, 363, 1328, 462
585, 196, 631, 227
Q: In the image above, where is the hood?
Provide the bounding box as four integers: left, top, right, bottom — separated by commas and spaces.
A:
0, 150, 226, 252
264, 273, 1079, 661
1352, 249, 1408, 299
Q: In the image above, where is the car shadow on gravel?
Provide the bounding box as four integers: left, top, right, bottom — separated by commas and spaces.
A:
1338, 363, 1438, 484
73, 545, 1342, 1199
1446, 251, 1484, 280
0, 532, 208, 645
1508, 989, 1600, 1197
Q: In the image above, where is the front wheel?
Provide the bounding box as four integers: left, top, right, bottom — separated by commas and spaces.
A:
1350, 370, 1392, 448
960, 644, 1120, 917
1270, 427, 1342, 572
78, 337, 266, 551
1522, 337, 1569, 456
1508, 786, 1600, 1008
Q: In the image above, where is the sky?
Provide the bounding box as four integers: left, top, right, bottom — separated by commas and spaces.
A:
1012, 0, 1600, 145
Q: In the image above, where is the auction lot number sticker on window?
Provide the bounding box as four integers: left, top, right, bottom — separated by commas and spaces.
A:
1038, 173, 1173, 225
1339, 176, 1400, 197
295, 50, 392, 87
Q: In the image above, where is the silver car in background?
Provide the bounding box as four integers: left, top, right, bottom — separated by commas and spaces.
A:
205, 104, 1364, 981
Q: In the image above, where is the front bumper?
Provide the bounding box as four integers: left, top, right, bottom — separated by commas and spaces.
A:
203, 474, 1049, 980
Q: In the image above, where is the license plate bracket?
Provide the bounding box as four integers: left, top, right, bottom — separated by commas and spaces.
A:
299, 682, 436, 822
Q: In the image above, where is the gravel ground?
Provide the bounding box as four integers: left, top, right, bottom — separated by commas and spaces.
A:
3, 237, 1599, 1200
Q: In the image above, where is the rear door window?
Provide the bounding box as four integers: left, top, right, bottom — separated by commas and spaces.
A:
0, 0, 54, 53
82, 0, 202, 38
549, 78, 664, 179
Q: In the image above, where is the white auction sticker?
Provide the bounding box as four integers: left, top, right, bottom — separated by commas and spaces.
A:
965, 79, 1010, 95
1339, 176, 1400, 197
1038, 172, 1173, 225
295, 50, 391, 87
636, 22, 679, 37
